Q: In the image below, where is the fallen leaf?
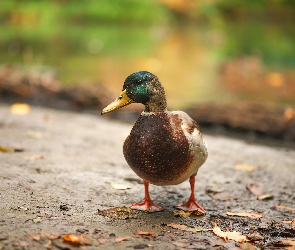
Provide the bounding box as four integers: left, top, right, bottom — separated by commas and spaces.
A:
276, 206, 295, 212
32, 217, 42, 223
24, 155, 44, 160
235, 163, 257, 172
257, 194, 273, 200
247, 182, 264, 196
29, 234, 41, 241
134, 230, 155, 236
173, 210, 202, 217
110, 183, 131, 190
167, 223, 205, 233
0, 146, 24, 153
44, 240, 52, 249
97, 206, 138, 219
27, 130, 43, 139
270, 238, 295, 249
10, 103, 30, 115
115, 236, 132, 242
97, 238, 107, 244
282, 219, 295, 228
212, 223, 247, 243
63, 234, 92, 245
13, 241, 29, 247
63, 234, 80, 244
0, 146, 12, 153
246, 232, 264, 241
40, 232, 60, 240
227, 212, 265, 219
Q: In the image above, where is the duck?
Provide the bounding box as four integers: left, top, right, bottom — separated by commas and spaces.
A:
101, 71, 208, 213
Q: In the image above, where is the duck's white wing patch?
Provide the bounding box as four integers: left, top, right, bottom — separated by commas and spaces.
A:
170, 110, 208, 157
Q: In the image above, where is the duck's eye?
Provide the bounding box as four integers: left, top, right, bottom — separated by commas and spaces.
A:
118, 95, 123, 100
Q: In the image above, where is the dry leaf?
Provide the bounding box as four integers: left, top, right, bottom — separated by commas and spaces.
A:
40, 232, 60, 240
212, 223, 247, 243
276, 206, 295, 212
44, 240, 52, 249
271, 238, 295, 249
282, 219, 295, 228
173, 210, 192, 218
27, 130, 43, 139
0, 146, 24, 153
13, 241, 29, 247
98, 206, 138, 219
63, 234, 92, 245
0, 146, 13, 153
227, 212, 265, 219
134, 230, 155, 236
97, 238, 107, 244
29, 234, 41, 241
63, 234, 80, 244
32, 217, 42, 223
235, 163, 257, 171
173, 210, 203, 217
247, 182, 264, 196
10, 103, 30, 115
257, 194, 273, 200
246, 232, 264, 241
115, 236, 131, 242
110, 183, 131, 190
167, 223, 205, 233
24, 155, 44, 160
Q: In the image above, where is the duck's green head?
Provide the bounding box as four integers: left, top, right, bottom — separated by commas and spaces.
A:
101, 71, 167, 114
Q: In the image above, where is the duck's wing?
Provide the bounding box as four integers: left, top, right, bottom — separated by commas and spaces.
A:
170, 111, 208, 154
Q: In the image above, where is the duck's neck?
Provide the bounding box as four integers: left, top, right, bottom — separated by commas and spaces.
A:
144, 95, 167, 113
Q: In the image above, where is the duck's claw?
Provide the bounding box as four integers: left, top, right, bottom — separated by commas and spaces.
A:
130, 200, 164, 212
175, 199, 206, 214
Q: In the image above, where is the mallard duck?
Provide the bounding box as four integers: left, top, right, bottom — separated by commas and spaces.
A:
101, 71, 208, 213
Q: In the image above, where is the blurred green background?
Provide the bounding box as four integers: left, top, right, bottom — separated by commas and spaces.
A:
1, 0, 295, 109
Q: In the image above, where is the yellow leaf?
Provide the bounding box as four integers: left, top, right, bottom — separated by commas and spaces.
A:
213, 223, 247, 243
276, 206, 295, 212
32, 217, 42, 223
282, 219, 295, 229
257, 194, 273, 200
110, 183, 131, 190
235, 163, 257, 172
63, 234, 80, 244
10, 103, 30, 115
115, 236, 131, 242
134, 230, 155, 236
227, 212, 265, 219
173, 210, 192, 217
63, 234, 92, 245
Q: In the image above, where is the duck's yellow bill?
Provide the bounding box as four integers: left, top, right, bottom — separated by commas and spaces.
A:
101, 89, 134, 115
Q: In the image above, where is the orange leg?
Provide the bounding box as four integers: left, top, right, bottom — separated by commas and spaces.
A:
130, 181, 163, 212
175, 175, 206, 214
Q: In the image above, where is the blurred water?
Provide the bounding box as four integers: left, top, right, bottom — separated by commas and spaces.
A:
1, 2, 295, 109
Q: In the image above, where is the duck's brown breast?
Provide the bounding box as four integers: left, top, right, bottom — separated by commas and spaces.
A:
123, 112, 193, 185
